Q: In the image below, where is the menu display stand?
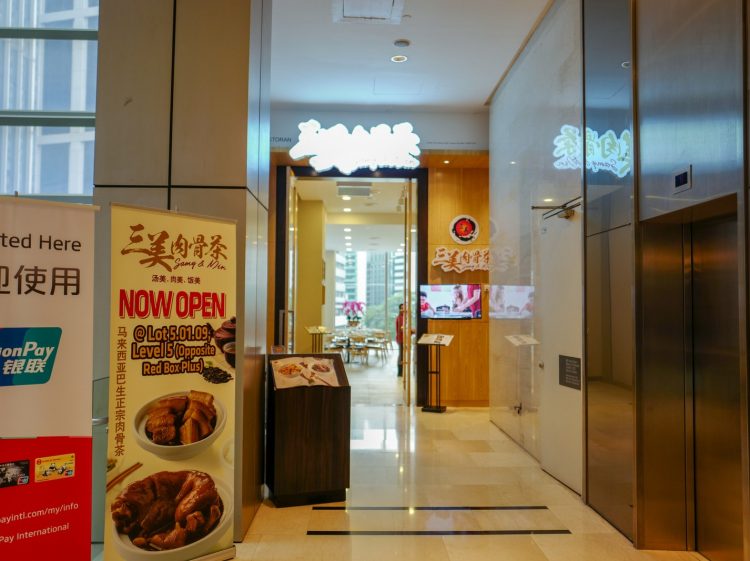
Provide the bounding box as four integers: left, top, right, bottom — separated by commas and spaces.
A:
418, 334, 454, 413
305, 326, 330, 353
266, 353, 350, 507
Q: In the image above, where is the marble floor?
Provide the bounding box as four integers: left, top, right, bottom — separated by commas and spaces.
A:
237, 361, 706, 561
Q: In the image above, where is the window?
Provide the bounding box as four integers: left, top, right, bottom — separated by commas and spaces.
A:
0, 0, 98, 196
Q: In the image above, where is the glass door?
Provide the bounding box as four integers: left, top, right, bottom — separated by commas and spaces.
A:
401, 180, 417, 405
279, 169, 297, 352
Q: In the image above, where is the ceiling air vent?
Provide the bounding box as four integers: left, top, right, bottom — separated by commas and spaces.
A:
337, 182, 372, 198
332, 0, 405, 24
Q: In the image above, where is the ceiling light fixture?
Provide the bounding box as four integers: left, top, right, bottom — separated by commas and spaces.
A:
345, 236, 352, 240
510, 161, 517, 165
391, 55, 408, 63
411, 228, 416, 233
343, 208, 352, 213
443, 160, 450, 164
341, 195, 352, 201
544, 198, 554, 203
346, 248, 352, 252
344, 228, 352, 232
394, 39, 411, 48
345, 242, 352, 246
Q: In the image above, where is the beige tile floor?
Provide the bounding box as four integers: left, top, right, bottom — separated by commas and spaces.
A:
238, 351, 707, 561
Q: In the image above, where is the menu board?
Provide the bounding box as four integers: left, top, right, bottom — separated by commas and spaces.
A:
271, 356, 340, 389
104, 205, 236, 561
417, 333, 454, 346
0, 198, 96, 559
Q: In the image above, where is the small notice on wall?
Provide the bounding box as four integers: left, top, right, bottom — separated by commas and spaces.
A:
558, 355, 581, 390
504, 335, 539, 347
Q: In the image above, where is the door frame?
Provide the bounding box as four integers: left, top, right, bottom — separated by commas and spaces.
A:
273, 165, 430, 405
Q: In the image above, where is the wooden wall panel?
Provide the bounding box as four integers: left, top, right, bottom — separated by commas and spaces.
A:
426, 167, 490, 406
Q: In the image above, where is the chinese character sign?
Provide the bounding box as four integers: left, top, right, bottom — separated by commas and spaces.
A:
105, 205, 236, 561
0, 197, 96, 560
0, 198, 95, 437
431, 246, 491, 273
553, 125, 633, 179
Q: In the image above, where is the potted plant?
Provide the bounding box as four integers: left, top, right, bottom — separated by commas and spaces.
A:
342, 300, 365, 327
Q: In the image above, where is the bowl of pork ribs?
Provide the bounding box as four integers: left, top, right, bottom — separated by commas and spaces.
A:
133, 390, 226, 461
110, 469, 232, 560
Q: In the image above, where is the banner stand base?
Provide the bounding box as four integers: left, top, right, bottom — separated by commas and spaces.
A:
192, 546, 236, 561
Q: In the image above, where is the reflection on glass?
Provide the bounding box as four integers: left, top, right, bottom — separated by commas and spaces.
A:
553, 125, 633, 179
489, 285, 534, 319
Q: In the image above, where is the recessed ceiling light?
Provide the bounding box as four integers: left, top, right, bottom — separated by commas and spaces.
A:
345, 242, 352, 246
343, 208, 352, 213
394, 39, 411, 48
544, 198, 554, 202
391, 55, 408, 63
411, 228, 416, 233
400, 243, 405, 247
289, 227, 294, 231
344, 228, 352, 232
346, 248, 352, 252
443, 160, 450, 164
341, 195, 352, 201
510, 161, 517, 165
345, 236, 352, 240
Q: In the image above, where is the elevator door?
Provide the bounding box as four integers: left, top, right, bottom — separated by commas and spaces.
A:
691, 216, 743, 561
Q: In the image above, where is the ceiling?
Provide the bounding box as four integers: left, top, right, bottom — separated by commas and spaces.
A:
270, 0, 551, 109
295, 177, 411, 252
295, 177, 408, 214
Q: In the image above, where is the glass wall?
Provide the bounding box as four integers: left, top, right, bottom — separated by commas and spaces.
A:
335, 249, 406, 331
0, 0, 98, 195
488, 0, 582, 466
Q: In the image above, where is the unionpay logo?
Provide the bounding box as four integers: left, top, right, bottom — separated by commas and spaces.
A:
0, 328, 62, 387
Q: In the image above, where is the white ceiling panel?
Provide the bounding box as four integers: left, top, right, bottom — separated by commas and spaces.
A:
271, 0, 550, 109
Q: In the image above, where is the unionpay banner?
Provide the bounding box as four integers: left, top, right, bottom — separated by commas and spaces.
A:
105, 205, 236, 561
0, 197, 96, 559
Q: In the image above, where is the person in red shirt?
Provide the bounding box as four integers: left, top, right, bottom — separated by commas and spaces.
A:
396, 303, 405, 377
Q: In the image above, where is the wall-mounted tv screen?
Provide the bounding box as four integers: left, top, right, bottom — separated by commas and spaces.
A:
489, 285, 534, 319
419, 284, 482, 319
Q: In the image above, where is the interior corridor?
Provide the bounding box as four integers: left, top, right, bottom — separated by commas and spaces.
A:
235, 398, 705, 561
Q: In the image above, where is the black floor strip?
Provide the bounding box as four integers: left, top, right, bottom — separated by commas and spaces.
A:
307, 530, 572, 536
312, 506, 548, 511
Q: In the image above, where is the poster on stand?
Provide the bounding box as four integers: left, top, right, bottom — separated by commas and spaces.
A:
104, 205, 236, 561
0, 197, 96, 559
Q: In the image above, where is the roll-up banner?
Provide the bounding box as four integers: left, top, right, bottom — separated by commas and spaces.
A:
0, 197, 96, 559
104, 205, 236, 561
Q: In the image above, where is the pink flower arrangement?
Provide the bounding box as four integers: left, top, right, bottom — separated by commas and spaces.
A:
342, 300, 365, 321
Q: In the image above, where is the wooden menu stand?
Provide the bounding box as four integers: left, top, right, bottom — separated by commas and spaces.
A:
305, 326, 330, 353
418, 334, 453, 413
266, 353, 350, 507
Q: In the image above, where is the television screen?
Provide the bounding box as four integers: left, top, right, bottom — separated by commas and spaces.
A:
419, 284, 482, 319
489, 285, 534, 319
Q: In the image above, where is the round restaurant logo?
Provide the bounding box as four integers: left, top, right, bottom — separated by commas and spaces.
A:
449, 215, 479, 244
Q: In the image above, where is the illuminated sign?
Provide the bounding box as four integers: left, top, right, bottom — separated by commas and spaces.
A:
553, 125, 632, 178
289, 119, 421, 175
